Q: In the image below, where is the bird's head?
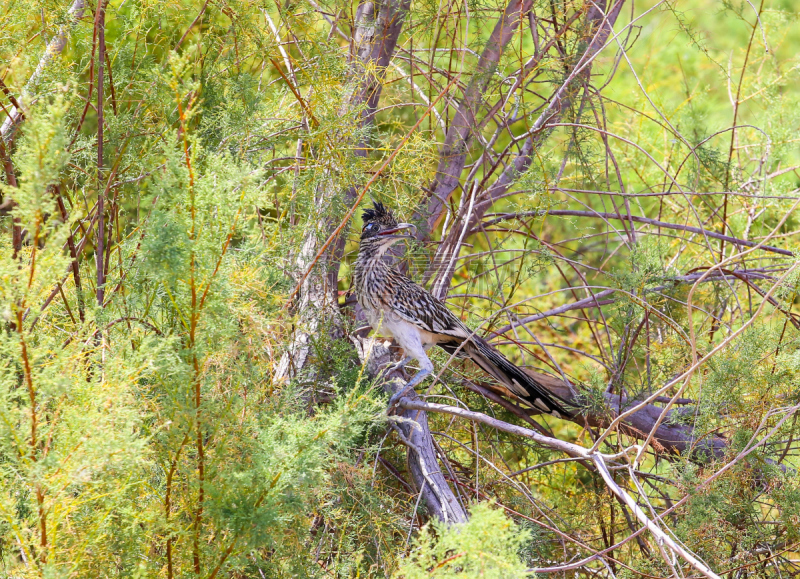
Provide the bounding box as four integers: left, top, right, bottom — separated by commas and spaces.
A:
359, 202, 416, 255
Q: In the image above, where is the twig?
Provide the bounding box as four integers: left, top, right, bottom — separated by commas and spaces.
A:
480, 210, 793, 257
174, 0, 210, 52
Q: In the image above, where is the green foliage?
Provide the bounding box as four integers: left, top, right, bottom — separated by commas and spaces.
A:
0, 32, 404, 572
395, 503, 531, 579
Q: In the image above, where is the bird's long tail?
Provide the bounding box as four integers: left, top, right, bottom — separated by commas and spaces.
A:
442, 338, 571, 418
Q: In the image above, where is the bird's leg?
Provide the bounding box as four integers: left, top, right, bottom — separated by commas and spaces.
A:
387, 356, 411, 373
378, 356, 411, 384
386, 339, 433, 412
387, 365, 433, 410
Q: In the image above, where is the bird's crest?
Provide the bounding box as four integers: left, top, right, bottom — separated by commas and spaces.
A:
361, 201, 397, 228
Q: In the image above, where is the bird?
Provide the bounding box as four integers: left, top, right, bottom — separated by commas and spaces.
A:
353, 201, 570, 418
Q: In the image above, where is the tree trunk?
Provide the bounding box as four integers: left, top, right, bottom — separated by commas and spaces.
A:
276, 0, 412, 382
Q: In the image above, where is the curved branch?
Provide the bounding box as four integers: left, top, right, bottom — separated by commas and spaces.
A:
479, 209, 793, 257
398, 397, 721, 579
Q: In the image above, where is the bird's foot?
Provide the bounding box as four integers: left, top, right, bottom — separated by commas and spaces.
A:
387, 384, 414, 412
386, 368, 431, 413
385, 356, 411, 375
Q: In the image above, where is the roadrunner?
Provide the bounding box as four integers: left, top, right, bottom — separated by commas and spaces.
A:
353, 202, 570, 418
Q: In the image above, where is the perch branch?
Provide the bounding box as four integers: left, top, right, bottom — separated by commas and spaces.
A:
352, 336, 468, 525
399, 398, 721, 579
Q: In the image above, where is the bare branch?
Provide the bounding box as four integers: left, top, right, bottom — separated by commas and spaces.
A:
398, 397, 722, 579
427, 0, 626, 296
422, 0, 535, 233
353, 336, 468, 524
479, 209, 794, 257
0, 0, 86, 143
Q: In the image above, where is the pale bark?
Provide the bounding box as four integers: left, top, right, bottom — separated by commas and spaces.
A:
1, 0, 86, 143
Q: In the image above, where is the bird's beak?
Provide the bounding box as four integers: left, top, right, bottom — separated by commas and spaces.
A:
378, 223, 417, 239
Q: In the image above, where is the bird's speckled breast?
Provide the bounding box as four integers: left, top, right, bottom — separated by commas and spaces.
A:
354, 254, 390, 328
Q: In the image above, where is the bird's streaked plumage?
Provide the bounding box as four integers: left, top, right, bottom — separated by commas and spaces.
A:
353, 201, 570, 418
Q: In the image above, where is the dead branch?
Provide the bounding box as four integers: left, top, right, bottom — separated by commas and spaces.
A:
398, 397, 722, 579
523, 371, 728, 459
352, 335, 468, 524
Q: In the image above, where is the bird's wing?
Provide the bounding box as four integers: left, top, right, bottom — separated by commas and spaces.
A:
388, 277, 472, 340
386, 272, 571, 417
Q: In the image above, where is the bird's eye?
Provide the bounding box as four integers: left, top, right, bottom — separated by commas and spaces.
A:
363, 223, 377, 232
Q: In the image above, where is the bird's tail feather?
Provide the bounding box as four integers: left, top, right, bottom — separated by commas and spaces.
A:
458, 339, 571, 418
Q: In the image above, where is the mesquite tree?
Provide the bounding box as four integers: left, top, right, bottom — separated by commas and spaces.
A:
1, 0, 799, 577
